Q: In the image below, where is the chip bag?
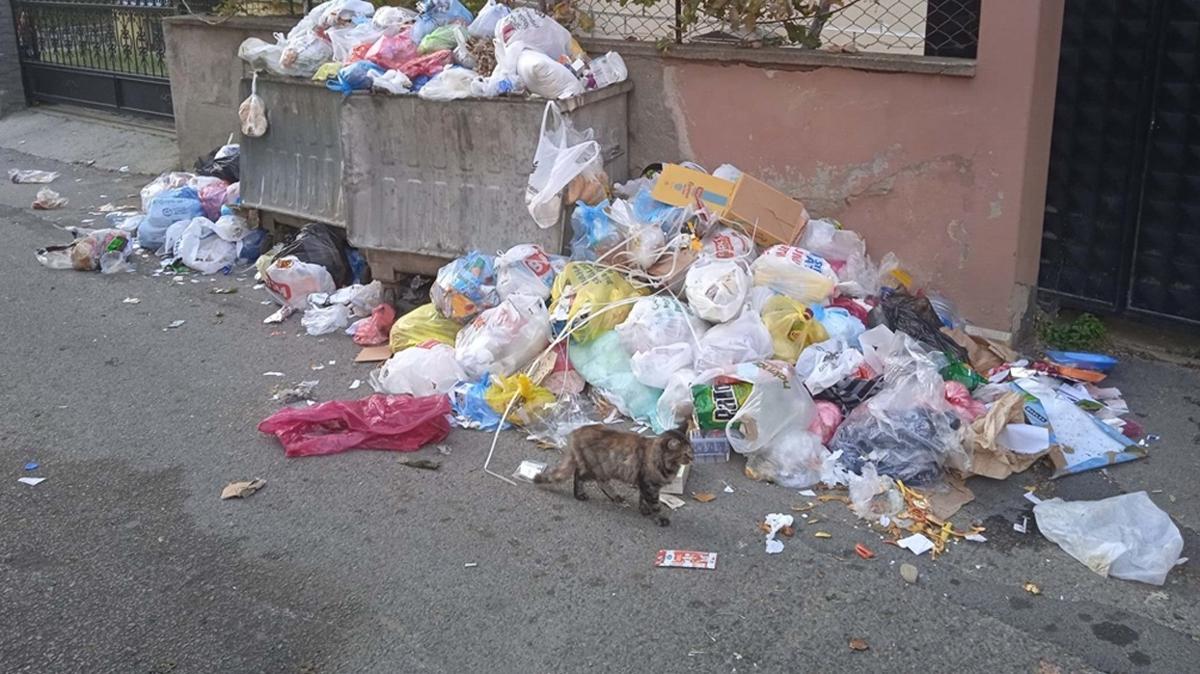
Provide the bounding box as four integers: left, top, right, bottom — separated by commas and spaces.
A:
431, 250, 499, 323
760, 295, 829, 362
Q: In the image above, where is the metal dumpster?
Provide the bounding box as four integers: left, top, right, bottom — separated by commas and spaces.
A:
240, 76, 346, 227
240, 76, 630, 278
340, 82, 631, 278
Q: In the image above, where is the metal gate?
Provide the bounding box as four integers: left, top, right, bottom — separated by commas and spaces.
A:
1040, 0, 1200, 326
10, 0, 198, 117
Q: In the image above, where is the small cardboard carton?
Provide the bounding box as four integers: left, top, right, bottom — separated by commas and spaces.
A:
650, 164, 808, 247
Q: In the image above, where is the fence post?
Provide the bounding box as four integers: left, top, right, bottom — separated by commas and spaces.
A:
674, 0, 682, 43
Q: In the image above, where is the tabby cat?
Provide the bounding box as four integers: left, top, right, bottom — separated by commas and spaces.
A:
533, 424, 692, 526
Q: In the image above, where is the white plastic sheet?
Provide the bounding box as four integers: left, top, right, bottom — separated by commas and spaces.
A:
371, 343, 465, 396
526, 102, 602, 229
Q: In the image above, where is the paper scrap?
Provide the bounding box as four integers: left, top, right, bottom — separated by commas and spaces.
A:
692, 491, 716, 503
655, 549, 717, 569
997, 424, 1051, 455
262, 371, 285, 377
896, 533, 935, 556
1023, 492, 1044, 505
165, 320, 186, 329
464, 562, 478, 568
512, 460, 546, 483
659, 493, 686, 510
797, 489, 817, 497
348, 379, 362, 390
763, 513, 794, 554
354, 345, 392, 363
221, 479, 266, 500
18, 477, 46, 486
965, 533, 988, 543
1014, 516, 1029, 534
122, 297, 141, 304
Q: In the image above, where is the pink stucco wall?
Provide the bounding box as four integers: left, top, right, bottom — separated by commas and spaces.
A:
627, 1, 1065, 335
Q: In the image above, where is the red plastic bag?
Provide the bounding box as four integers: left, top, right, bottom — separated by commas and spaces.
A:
353, 303, 397, 346
944, 381, 986, 423
258, 394, 450, 457
365, 30, 419, 70
807, 400, 843, 445
399, 50, 452, 79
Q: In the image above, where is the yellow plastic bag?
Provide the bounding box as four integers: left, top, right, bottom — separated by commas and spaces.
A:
761, 295, 828, 362
549, 262, 646, 342
389, 303, 461, 353
484, 373, 557, 426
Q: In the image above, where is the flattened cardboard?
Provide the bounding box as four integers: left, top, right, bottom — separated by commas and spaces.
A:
650, 164, 735, 212
354, 345, 392, 363
723, 173, 810, 248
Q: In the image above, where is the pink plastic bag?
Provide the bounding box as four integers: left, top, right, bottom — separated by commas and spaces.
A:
807, 400, 844, 445
353, 303, 397, 346
198, 180, 229, 221
364, 30, 419, 70
399, 50, 452, 79
258, 394, 451, 457
944, 381, 986, 423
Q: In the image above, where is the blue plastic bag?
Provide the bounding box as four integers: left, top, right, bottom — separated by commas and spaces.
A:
811, 305, 866, 347
450, 374, 511, 430
570, 200, 620, 261
140, 186, 203, 251
237, 228, 269, 263
569, 332, 665, 432
412, 0, 474, 43
326, 61, 385, 96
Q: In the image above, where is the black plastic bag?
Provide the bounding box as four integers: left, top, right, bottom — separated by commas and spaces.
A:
830, 406, 962, 486
868, 290, 968, 361
194, 145, 240, 183
814, 376, 881, 416
276, 223, 355, 288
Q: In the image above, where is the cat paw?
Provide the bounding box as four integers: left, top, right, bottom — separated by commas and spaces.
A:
656, 516, 671, 527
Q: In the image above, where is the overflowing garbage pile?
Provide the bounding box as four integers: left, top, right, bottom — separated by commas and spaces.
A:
236, 1, 627, 101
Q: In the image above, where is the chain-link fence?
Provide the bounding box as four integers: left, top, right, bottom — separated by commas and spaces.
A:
557, 0, 980, 57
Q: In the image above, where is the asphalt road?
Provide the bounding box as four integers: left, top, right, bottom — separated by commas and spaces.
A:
2, 147, 1199, 673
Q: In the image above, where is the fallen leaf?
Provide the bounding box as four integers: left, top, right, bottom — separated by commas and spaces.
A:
818, 494, 850, 504
692, 491, 716, 503
848, 638, 869, 651
1024, 582, 1041, 595
814, 531, 832, 539
400, 459, 441, 471
221, 479, 266, 500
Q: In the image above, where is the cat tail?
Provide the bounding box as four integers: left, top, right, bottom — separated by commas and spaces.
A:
533, 458, 574, 484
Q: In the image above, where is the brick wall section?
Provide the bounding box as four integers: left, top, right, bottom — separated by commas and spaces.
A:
0, 0, 28, 117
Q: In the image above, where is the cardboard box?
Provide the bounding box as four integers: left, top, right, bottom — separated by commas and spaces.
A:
650, 164, 809, 248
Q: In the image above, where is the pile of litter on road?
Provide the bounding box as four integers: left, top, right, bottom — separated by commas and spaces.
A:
236, 1, 626, 102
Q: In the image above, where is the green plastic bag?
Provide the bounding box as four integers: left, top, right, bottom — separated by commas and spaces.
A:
692, 381, 753, 431
940, 358, 986, 390
419, 25, 466, 55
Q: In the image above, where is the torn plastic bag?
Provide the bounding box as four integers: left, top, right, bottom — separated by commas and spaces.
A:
812, 304, 865, 347
352, 303, 397, 346
263, 256, 337, 309
483, 373, 556, 426
809, 401, 843, 445
36, 228, 133, 273
527, 101, 602, 229
278, 30, 333, 78
745, 430, 828, 489
455, 294, 551, 379
399, 49, 453, 79
431, 250, 499, 322
328, 21, 383, 62
9, 169, 59, 184
389, 303, 461, 352
751, 245, 838, 304
685, 258, 751, 323
418, 65, 478, 100
496, 243, 559, 301
517, 49, 583, 99
569, 331, 664, 431
419, 24, 467, 54
798, 218, 876, 296
371, 342, 465, 396
523, 392, 600, 449
869, 290, 968, 362
795, 339, 866, 395
760, 295, 828, 363
275, 223, 355, 288
197, 181, 229, 221
549, 262, 645, 342
495, 7, 573, 62
411, 0, 473, 44
469, 0, 509, 38
450, 374, 510, 430
694, 308, 773, 372
258, 393, 451, 458
177, 217, 237, 274
302, 303, 351, 336
1035, 492, 1184, 586
327, 60, 386, 95
569, 199, 621, 261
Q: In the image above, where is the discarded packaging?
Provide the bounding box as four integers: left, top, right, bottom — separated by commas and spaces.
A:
221, 479, 266, 500
655, 549, 718, 570
9, 169, 59, 184
32, 188, 67, 210
258, 394, 451, 457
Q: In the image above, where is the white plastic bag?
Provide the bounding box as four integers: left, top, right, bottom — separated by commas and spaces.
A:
629, 343, 693, 390
526, 102, 602, 229
327, 21, 383, 62
608, 199, 664, 270
264, 256, 337, 309
795, 339, 866, 395
239, 73, 268, 138
694, 308, 773, 372
277, 30, 333, 78
177, 217, 237, 275
370, 69, 413, 94
685, 258, 751, 323
701, 226, 755, 261
418, 67, 479, 100
455, 294, 551, 379
751, 245, 838, 304
656, 368, 697, 429
237, 37, 285, 73
370, 343, 465, 396
1034, 492, 1184, 586
211, 213, 251, 242
588, 51, 627, 89
494, 7, 573, 61
495, 243, 557, 301
373, 6, 418, 34
302, 303, 351, 336
727, 375, 815, 454
469, 0, 510, 38
517, 49, 583, 99
615, 296, 706, 354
